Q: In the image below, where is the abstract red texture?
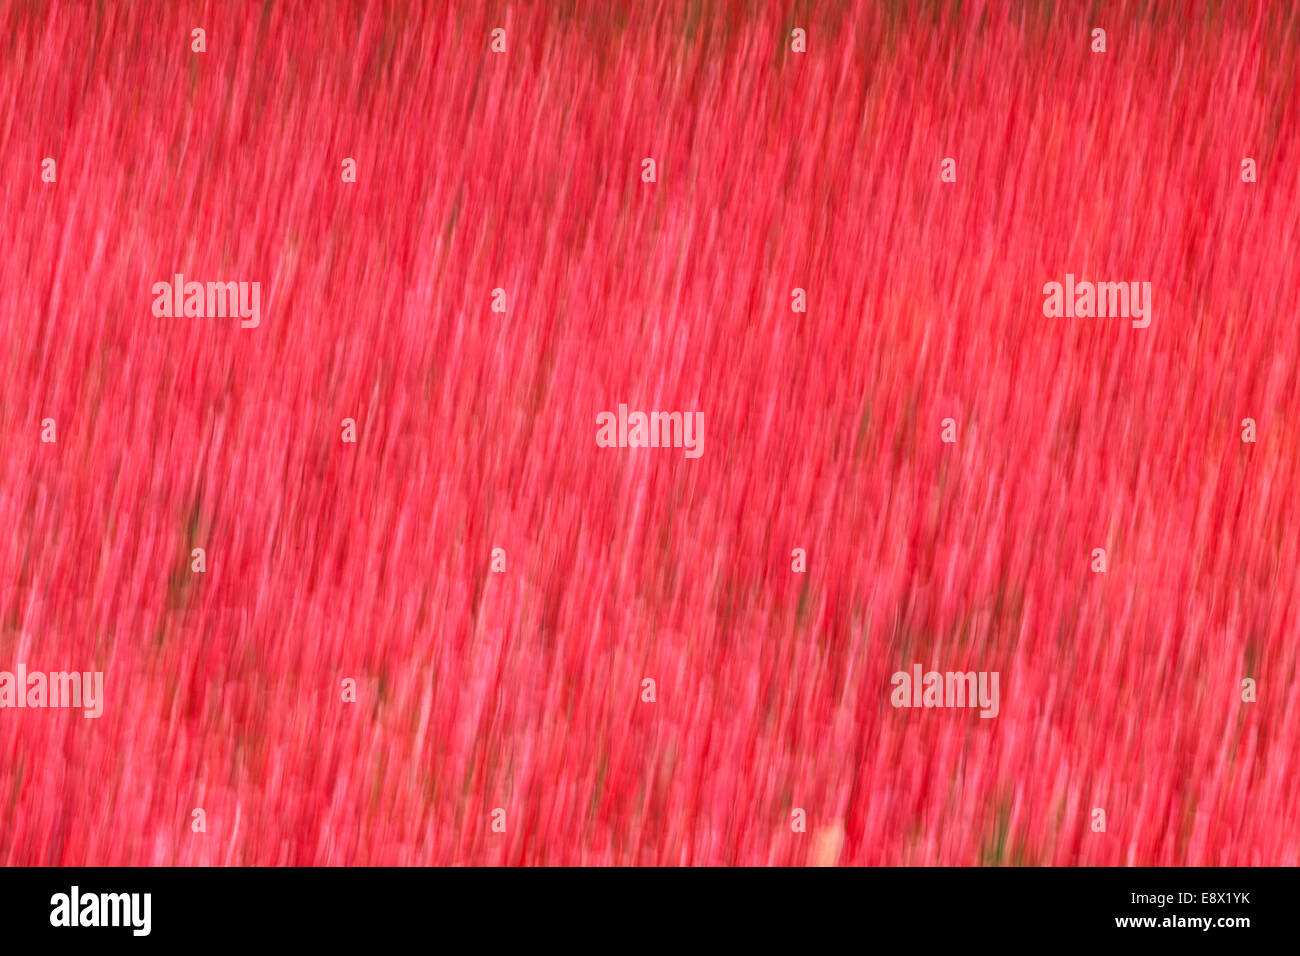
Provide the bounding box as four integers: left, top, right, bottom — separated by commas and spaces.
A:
1, 0, 1298, 865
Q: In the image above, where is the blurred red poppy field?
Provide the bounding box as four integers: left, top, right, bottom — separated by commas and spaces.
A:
1, 0, 1297, 865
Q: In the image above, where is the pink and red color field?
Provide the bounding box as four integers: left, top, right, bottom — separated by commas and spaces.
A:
1, 0, 1298, 865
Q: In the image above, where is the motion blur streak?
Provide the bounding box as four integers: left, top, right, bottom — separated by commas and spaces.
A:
1, 1, 1298, 865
